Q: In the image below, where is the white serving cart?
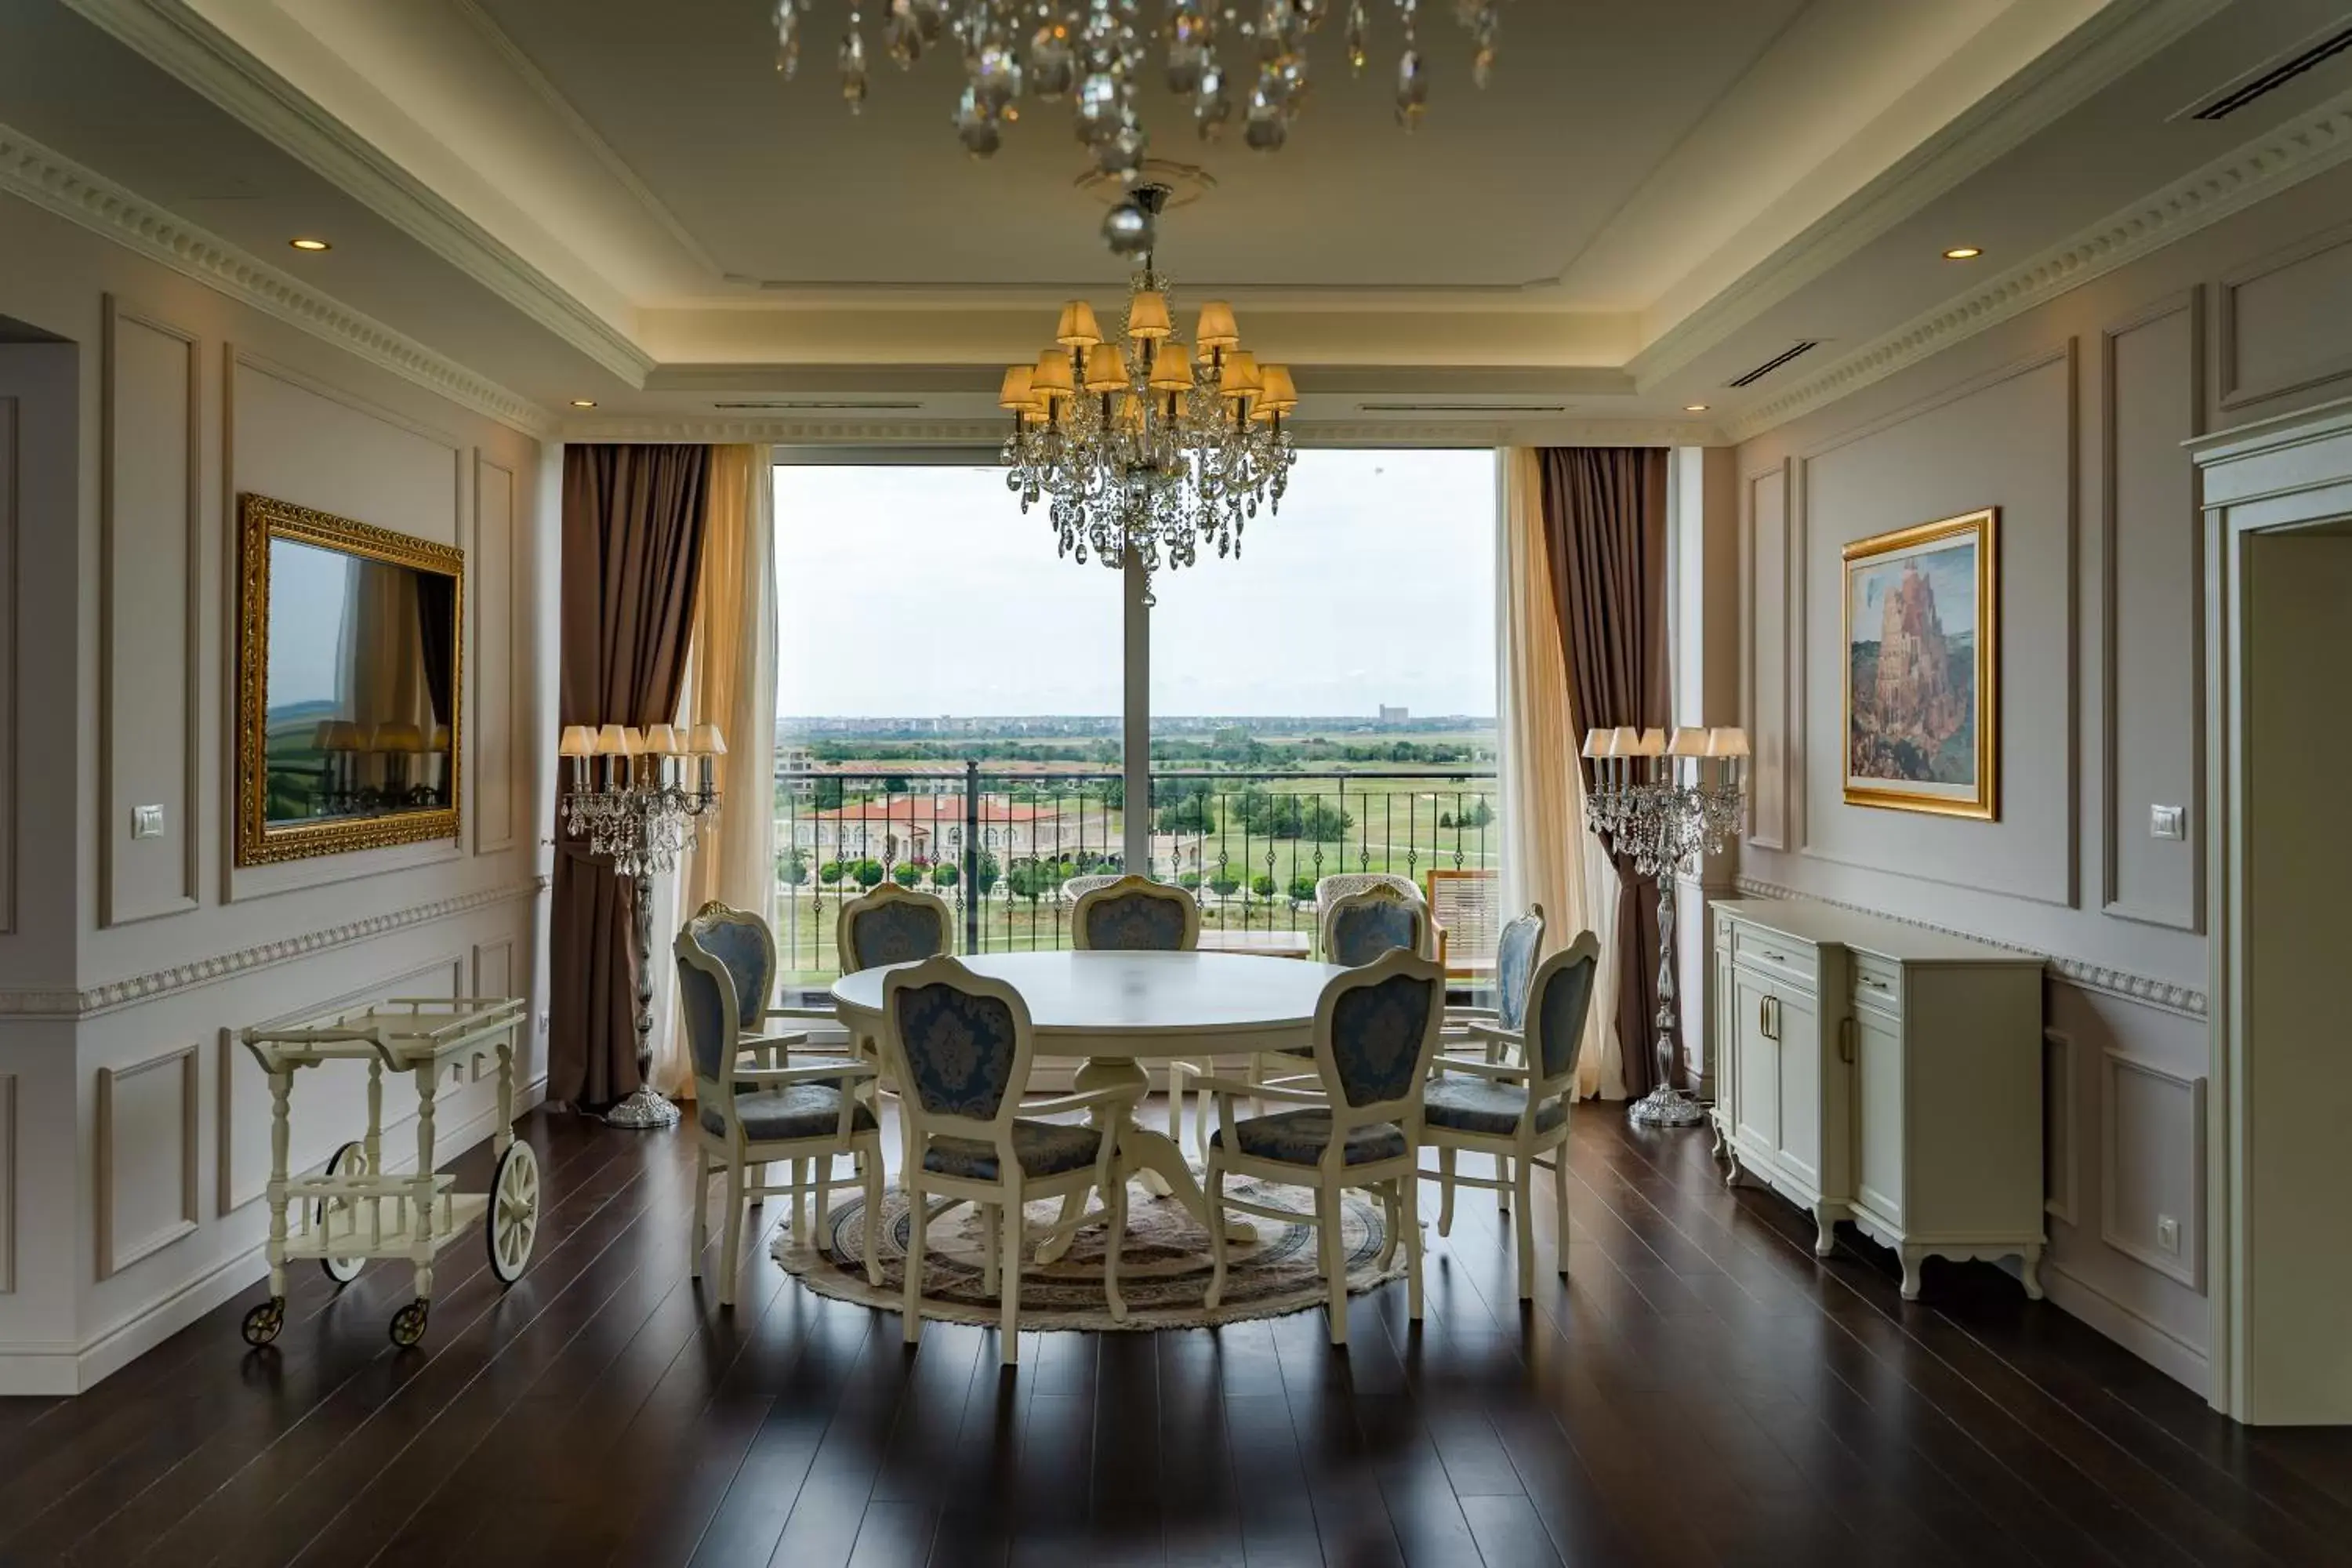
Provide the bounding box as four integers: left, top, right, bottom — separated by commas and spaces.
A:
238, 996, 538, 1348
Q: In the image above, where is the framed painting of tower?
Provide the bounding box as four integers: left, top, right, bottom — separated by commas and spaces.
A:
1842, 507, 1998, 819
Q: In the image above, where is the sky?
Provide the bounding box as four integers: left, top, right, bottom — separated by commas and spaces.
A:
774, 448, 1499, 718
1850, 535, 1978, 644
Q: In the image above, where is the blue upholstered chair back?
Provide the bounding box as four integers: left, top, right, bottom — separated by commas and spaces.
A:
673, 931, 743, 1091
681, 901, 775, 1040
1073, 876, 1199, 952
885, 959, 1031, 1124
837, 884, 953, 973
1311, 949, 1445, 1117
1323, 885, 1428, 967
1493, 906, 1546, 1032
1525, 933, 1602, 1090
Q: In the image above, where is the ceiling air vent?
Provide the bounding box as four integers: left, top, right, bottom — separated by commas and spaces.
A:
710, 400, 924, 412
2187, 17, 2352, 120
1727, 341, 1820, 389
1356, 402, 1568, 414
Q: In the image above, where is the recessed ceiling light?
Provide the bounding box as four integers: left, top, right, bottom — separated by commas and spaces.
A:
1683, 403, 1710, 413
1943, 245, 1984, 260
570, 398, 597, 408
289, 237, 331, 252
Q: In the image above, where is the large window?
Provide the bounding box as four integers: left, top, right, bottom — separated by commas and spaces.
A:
770, 451, 1498, 978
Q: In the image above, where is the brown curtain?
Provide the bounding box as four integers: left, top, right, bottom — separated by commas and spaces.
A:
549, 444, 712, 1109
1538, 447, 1670, 1097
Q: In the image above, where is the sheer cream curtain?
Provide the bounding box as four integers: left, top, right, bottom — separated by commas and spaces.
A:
652, 446, 780, 1098
1497, 448, 1625, 1099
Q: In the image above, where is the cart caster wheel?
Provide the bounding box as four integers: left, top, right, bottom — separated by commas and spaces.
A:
488, 1140, 539, 1286
241, 1297, 285, 1347
388, 1300, 429, 1348
318, 1141, 369, 1286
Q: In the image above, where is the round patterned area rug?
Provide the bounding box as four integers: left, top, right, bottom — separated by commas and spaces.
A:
771, 1171, 1403, 1330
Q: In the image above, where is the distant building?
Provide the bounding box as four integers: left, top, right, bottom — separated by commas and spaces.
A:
1378, 705, 1409, 723
776, 746, 815, 795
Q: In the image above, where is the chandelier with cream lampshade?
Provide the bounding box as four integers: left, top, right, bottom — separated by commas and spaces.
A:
998, 186, 1297, 599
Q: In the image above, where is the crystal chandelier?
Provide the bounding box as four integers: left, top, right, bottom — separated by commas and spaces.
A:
771, 2, 1504, 244
996, 185, 1296, 600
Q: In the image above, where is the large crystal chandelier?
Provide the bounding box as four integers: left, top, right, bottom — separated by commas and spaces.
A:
771, 2, 1504, 244
996, 185, 1296, 599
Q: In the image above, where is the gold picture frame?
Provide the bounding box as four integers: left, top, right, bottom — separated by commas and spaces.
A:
1841, 506, 1998, 820
235, 493, 465, 866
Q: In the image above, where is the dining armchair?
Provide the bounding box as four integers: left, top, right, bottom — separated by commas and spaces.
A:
834, 882, 956, 1088
1436, 903, 1545, 1218
1195, 948, 1445, 1347
1071, 874, 1210, 1150
884, 955, 1138, 1366
1250, 880, 1434, 1110
1422, 932, 1600, 1298
678, 908, 884, 1308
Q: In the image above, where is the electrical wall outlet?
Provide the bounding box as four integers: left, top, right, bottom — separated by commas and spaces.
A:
2156, 1214, 2181, 1255
132, 804, 165, 840
2149, 804, 2187, 840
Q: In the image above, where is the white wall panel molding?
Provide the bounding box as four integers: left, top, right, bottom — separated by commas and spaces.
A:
0, 394, 17, 936
2040, 1256, 2210, 1396
2100, 1047, 2207, 1290
2216, 218, 2352, 411
470, 453, 517, 855
1726, 88, 2352, 444
0, 122, 554, 437
1740, 465, 1790, 851
54, 0, 653, 388
94, 1043, 199, 1278
1731, 875, 2205, 1018
0, 878, 545, 1021
99, 296, 203, 928
2044, 1027, 2078, 1228
0, 1073, 14, 1293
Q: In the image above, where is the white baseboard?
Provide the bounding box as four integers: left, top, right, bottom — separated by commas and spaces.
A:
2041, 1256, 2210, 1397
0, 1075, 546, 1396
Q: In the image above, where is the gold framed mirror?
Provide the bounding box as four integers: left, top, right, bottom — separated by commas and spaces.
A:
235, 493, 464, 866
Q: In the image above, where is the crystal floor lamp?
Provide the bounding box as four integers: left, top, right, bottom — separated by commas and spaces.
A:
1582, 724, 1748, 1129
559, 720, 726, 1131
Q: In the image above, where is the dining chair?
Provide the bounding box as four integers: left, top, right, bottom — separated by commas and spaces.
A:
1071, 874, 1210, 1150
834, 881, 956, 1087
1249, 880, 1433, 1111
677, 908, 884, 1308
1436, 903, 1545, 1217
884, 955, 1138, 1366
1422, 932, 1600, 1298
1195, 948, 1446, 1347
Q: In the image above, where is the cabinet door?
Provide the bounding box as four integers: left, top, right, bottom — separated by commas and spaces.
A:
1713, 938, 1737, 1126
1853, 1007, 1905, 1225
1733, 972, 1779, 1152
1774, 990, 1822, 1185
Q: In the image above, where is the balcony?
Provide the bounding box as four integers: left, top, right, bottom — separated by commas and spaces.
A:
772, 760, 1500, 985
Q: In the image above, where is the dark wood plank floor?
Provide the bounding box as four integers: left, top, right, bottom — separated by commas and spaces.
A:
5, 1102, 2348, 1568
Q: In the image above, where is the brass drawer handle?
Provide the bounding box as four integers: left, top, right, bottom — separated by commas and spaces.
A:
1860, 975, 1889, 989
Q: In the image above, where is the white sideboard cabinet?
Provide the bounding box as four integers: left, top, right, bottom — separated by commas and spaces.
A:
1710, 898, 2047, 1299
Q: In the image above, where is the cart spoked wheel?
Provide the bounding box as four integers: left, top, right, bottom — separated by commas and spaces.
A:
241, 1296, 286, 1347
316, 1141, 370, 1285
388, 1299, 430, 1348
487, 1140, 540, 1286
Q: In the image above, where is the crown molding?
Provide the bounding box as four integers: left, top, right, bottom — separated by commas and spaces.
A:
0, 878, 548, 1021
57, 0, 655, 387
0, 122, 557, 438
560, 414, 1716, 447
1724, 85, 2352, 444
1732, 875, 2206, 1019
1630, 0, 2230, 390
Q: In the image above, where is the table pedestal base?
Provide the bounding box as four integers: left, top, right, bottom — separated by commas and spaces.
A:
1036, 1056, 1256, 1263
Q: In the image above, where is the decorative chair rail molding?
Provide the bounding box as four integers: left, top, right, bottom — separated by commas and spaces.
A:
561, 415, 1720, 448
0, 878, 548, 1020
1730, 874, 2206, 1018
56, 0, 655, 388
0, 122, 557, 439
1724, 86, 2352, 445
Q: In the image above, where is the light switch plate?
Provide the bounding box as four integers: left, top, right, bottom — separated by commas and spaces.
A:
2156, 1215, 2181, 1254
131, 804, 165, 840
2149, 804, 2187, 841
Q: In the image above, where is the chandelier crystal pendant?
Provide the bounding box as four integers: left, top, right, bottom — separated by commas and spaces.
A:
998, 185, 1298, 601
771, 1, 1503, 241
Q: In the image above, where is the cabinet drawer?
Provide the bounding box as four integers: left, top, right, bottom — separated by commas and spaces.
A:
1851, 952, 1902, 1012
1730, 924, 1818, 989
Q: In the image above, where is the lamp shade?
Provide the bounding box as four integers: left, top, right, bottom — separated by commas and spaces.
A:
559, 724, 595, 758
691, 721, 728, 756
1609, 726, 1640, 756
619, 726, 648, 756
593, 723, 630, 757
1082, 344, 1130, 394
1706, 726, 1751, 758
1116, 391, 1146, 434
322, 720, 368, 750
1258, 364, 1298, 411
1194, 299, 1240, 349
1666, 726, 1708, 757
429, 724, 452, 753
1221, 349, 1261, 399
1634, 728, 1667, 757
644, 723, 683, 756
997, 365, 1036, 411
1031, 348, 1075, 397
1148, 339, 1193, 391
1054, 299, 1104, 348
1581, 728, 1610, 758
373, 722, 423, 753
1126, 289, 1173, 340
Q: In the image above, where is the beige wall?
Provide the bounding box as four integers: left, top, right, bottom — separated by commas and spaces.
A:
1730, 162, 2352, 1395
0, 190, 557, 1392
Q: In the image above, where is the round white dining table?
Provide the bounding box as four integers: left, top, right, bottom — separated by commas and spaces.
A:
830, 949, 1349, 1254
